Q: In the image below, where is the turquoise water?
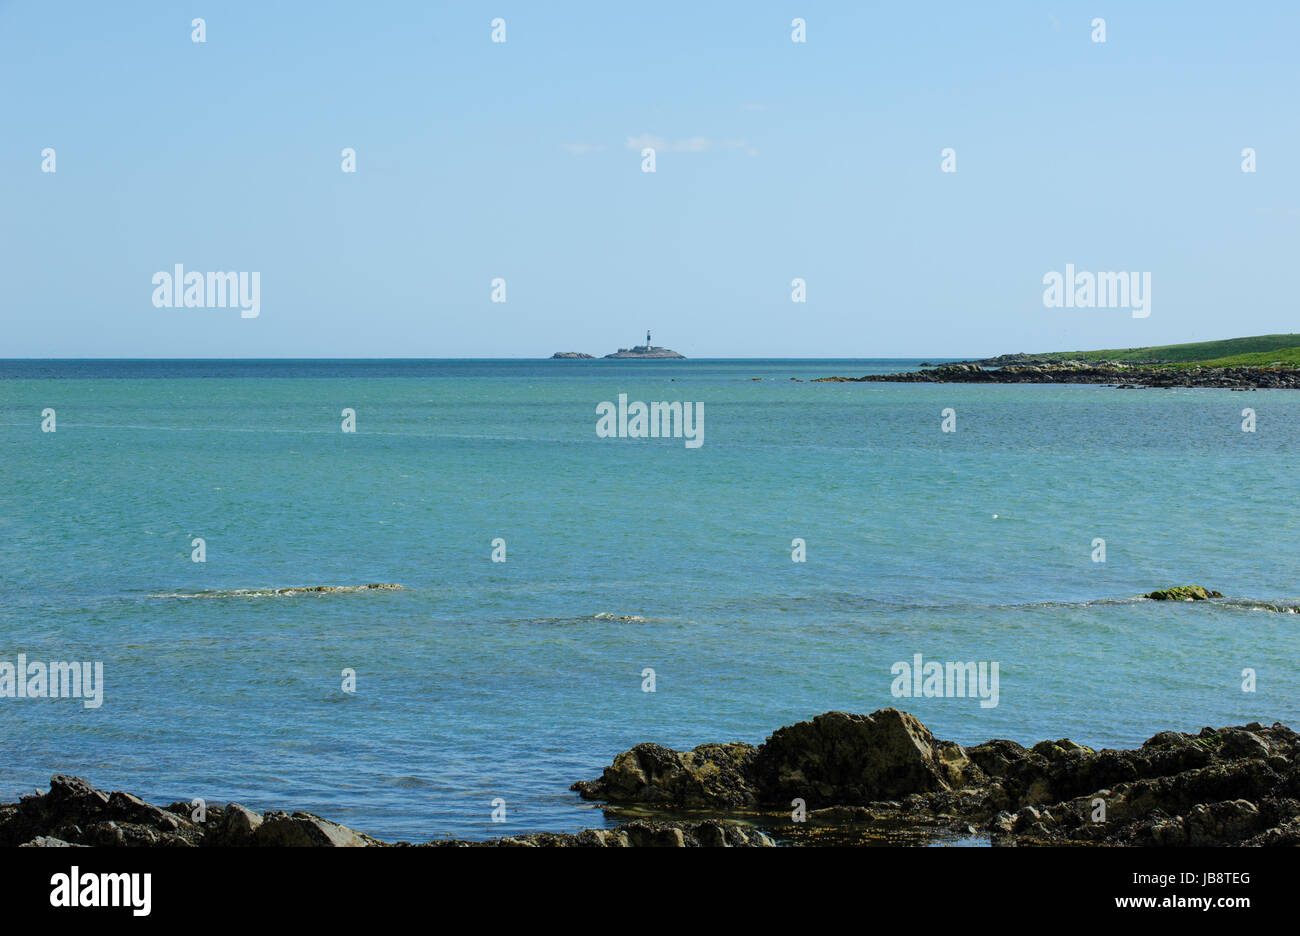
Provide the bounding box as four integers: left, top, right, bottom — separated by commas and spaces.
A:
2, 360, 1297, 841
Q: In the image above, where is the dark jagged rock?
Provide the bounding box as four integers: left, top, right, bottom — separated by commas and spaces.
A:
0, 775, 204, 848
550, 352, 594, 359
751, 710, 982, 807
570, 741, 759, 809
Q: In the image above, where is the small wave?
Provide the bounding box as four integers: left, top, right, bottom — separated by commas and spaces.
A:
148, 584, 404, 599
592, 612, 649, 623
1217, 598, 1300, 614
993, 595, 1299, 613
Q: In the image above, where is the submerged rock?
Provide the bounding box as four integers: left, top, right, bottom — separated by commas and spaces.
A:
271, 583, 403, 596
149, 583, 405, 599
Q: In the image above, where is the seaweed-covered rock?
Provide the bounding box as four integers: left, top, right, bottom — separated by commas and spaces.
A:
1143, 586, 1224, 601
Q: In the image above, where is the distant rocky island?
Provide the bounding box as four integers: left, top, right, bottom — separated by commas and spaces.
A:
603, 344, 685, 359
814, 334, 1300, 389
552, 330, 686, 360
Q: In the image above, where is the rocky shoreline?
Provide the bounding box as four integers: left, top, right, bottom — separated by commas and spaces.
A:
574, 708, 1300, 846
7, 707, 1296, 847
814, 361, 1300, 389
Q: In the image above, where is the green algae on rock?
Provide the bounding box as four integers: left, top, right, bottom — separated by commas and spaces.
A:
1143, 586, 1224, 601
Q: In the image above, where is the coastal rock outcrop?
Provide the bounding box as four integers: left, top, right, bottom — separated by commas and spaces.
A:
576, 709, 1300, 846
570, 709, 981, 809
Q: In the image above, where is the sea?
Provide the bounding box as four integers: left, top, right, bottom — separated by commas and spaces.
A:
1, 359, 1297, 842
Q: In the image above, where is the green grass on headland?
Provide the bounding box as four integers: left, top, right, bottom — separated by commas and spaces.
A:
1002, 334, 1300, 368
1187, 346, 1300, 368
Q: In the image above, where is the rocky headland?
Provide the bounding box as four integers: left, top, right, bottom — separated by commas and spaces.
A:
8, 705, 1297, 847
814, 361, 1300, 389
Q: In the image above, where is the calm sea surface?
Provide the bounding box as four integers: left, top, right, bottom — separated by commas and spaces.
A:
2, 359, 1297, 841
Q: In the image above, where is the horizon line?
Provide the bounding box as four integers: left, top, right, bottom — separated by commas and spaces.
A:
0, 355, 957, 362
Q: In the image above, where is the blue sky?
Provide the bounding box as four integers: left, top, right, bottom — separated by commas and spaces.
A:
1, 1, 1296, 358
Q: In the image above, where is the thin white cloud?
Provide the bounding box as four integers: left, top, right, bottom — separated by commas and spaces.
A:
623, 134, 757, 156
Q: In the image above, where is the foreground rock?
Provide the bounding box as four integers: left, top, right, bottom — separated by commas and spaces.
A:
576, 709, 1300, 846
10, 709, 1296, 847
423, 820, 773, 847
0, 776, 769, 848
